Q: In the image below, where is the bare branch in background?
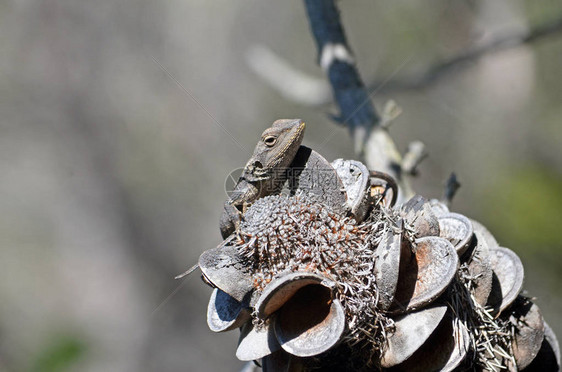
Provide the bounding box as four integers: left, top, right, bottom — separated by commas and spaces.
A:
443, 172, 461, 206
368, 14, 562, 92
303, 0, 414, 201
246, 46, 331, 106
303, 0, 380, 151
402, 141, 428, 176
248, 8, 562, 202
248, 14, 562, 105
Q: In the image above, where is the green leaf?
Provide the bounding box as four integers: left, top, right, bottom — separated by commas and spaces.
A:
31, 336, 85, 372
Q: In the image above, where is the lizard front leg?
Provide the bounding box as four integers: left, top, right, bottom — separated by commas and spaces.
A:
219, 180, 260, 239
219, 201, 243, 239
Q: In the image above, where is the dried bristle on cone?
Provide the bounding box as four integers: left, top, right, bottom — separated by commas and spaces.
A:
450, 270, 516, 371
235, 193, 399, 359
228, 192, 551, 371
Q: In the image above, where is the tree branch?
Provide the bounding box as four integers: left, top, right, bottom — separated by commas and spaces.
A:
246, 46, 331, 106
249, 14, 562, 103
367, 14, 562, 92
303, 0, 379, 147
304, 0, 414, 201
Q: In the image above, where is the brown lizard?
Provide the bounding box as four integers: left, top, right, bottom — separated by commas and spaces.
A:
219, 119, 306, 238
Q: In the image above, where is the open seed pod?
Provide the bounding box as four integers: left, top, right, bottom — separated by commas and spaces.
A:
429, 199, 449, 217
274, 291, 345, 357
255, 272, 346, 358
545, 322, 561, 367
400, 195, 440, 237
506, 297, 545, 370
471, 219, 500, 250
523, 322, 560, 371
487, 247, 525, 314
381, 305, 448, 368
390, 236, 458, 313
289, 147, 347, 214
461, 229, 493, 307
374, 226, 403, 311
438, 212, 473, 255
207, 288, 251, 332
331, 158, 371, 222
237, 320, 280, 361
388, 315, 470, 371
195, 154, 559, 371
255, 272, 336, 318
198, 240, 254, 303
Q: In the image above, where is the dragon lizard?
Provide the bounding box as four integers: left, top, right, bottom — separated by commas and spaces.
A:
219, 119, 306, 238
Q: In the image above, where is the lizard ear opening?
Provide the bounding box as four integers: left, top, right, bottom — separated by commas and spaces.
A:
264, 136, 277, 147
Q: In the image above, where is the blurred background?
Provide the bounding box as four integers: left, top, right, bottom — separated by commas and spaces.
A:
1, 0, 561, 371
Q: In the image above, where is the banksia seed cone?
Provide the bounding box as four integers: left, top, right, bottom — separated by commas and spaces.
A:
197, 155, 559, 371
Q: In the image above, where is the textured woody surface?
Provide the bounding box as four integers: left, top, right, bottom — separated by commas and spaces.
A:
289, 146, 348, 214
463, 231, 494, 307
438, 212, 474, 255
237, 321, 280, 362
331, 158, 371, 222
374, 228, 402, 311
391, 318, 469, 372
489, 247, 525, 313
380, 305, 448, 368
199, 241, 254, 303
390, 236, 458, 313
199, 157, 560, 371
510, 298, 545, 370
207, 289, 251, 333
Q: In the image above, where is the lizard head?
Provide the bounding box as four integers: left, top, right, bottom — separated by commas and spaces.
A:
246, 119, 306, 180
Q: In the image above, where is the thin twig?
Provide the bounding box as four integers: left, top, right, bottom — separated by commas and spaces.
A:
443, 172, 461, 206
249, 14, 562, 104
368, 15, 562, 92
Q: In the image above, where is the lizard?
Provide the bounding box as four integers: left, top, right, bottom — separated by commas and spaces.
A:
219, 119, 306, 239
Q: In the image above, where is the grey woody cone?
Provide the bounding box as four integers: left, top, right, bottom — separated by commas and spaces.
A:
195, 156, 559, 372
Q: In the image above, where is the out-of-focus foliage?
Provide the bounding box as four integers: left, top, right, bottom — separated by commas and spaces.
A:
484, 166, 562, 250
31, 336, 86, 372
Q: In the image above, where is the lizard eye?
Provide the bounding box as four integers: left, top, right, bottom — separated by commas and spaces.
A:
264, 136, 277, 147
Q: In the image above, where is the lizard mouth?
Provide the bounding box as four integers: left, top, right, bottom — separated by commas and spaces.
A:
252, 161, 264, 170
251, 161, 270, 179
